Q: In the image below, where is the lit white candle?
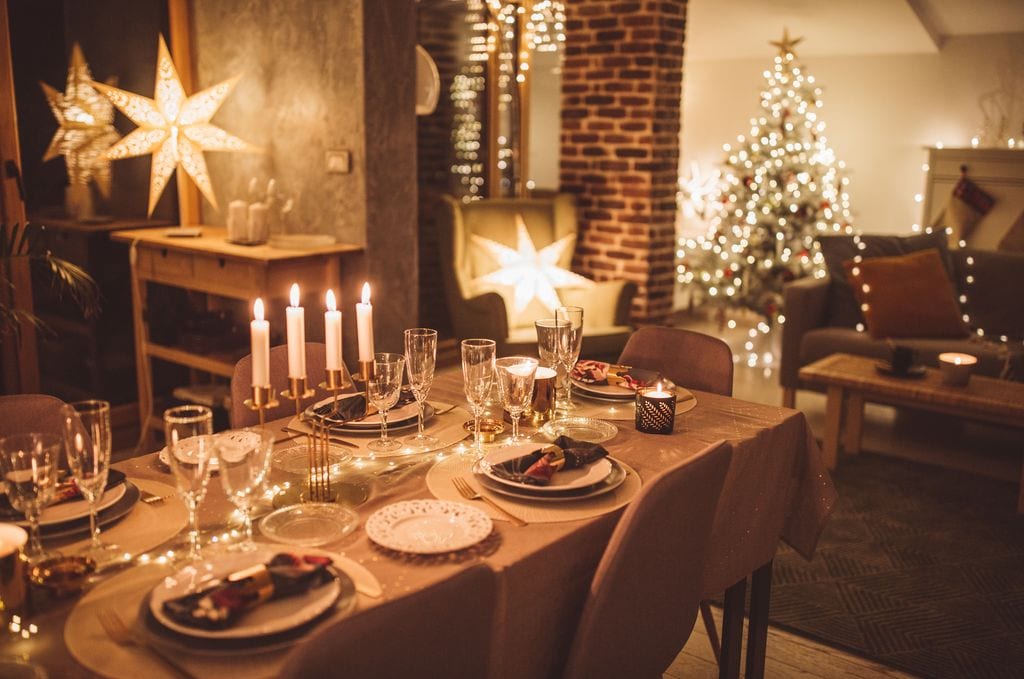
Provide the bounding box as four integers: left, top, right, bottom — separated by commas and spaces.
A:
325, 289, 343, 371
938, 352, 976, 387
286, 284, 306, 379
356, 282, 374, 362
250, 298, 270, 386
648, 381, 673, 399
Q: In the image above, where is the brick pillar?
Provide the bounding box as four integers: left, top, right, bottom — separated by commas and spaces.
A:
559, 0, 686, 324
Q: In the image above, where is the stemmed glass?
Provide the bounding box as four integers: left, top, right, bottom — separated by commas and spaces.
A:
164, 405, 214, 561
535, 318, 571, 412
555, 306, 584, 413
60, 400, 120, 567
404, 328, 438, 450
461, 338, 496, 457
216, 428, 274, 552
0, 433, 60, 564
367, 353, 406, 453
495, 357, 539, 444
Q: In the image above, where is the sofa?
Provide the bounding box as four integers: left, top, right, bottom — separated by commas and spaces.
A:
780, 233, 1024, 407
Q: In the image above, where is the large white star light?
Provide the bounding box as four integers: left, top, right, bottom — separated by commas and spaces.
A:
93, 36, 258, 215
471, 214, 593, 314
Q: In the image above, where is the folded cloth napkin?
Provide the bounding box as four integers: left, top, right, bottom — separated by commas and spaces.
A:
312, 388, 418, 424
488, 436, 609, 487
571, 361, 661, 390
0, 469, 127, 520
162, 553, 334, 630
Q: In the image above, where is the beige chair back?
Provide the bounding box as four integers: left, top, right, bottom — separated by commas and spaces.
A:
0, 394, 67, 438
618, 326, 734, 396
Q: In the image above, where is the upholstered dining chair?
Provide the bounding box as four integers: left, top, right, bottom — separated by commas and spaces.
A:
278, 563, 498, 679
0, 394, 68, 438
435, 194, 637, 360
561, 440, 733, 679
229, 342, 354, 428
618, 326, 734, 396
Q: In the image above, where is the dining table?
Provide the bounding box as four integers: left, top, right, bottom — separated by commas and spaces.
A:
6, 367, 837, 679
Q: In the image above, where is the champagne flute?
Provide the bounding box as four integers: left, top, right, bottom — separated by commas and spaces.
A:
164, 405, 214, 561
404, 328, 438, 450
60, 400, 121, 567
535, 318, 571, 412
496, 356, 539, 444
0, 433, 60, 564
367, 353, 406, 453
216, 429, 274, 551
555, 306, 584, 413
461, 338, 496, 456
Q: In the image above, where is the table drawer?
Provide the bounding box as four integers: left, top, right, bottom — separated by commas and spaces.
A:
137, 247, 194, 279
194, 255, 260, 294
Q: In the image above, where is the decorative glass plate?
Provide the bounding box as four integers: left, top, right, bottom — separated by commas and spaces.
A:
365, 500, 492, 554
259, 502, 360, 547
540, 417, 618, 444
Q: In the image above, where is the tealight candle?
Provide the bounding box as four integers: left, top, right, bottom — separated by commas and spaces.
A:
938, 352, 976, 387
325, 289, 343, 371
250, 298, 270, 386
356, 282, 374, 363
286, 283, 306, 379
0, 524, 28, 612
635, 381, 676, 435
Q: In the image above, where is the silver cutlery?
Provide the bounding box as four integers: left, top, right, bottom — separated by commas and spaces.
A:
140, 490, 172, 505
452, 477, 528, 527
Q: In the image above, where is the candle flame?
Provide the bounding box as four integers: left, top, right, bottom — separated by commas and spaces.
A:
954, 357, 962, 365
656, 381, 663, 391
361, 282, 371, 304
253, 298, 265, 322
326, 289, 337, 312
289, 283, 300, 308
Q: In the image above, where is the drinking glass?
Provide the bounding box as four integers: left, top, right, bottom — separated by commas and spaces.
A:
535, 318, 571, 410
496, 356, 539, 444
555, 306, 584, 412
216, 429, 274, 551
164, 405, 214, 561
461, 338, 496, 456
0, 433, 60, 564
404, 328, 438, 450
60, 400, 120, 566
367, 353, 406, 453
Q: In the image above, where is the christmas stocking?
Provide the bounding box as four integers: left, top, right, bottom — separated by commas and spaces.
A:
930, 174, 995, 246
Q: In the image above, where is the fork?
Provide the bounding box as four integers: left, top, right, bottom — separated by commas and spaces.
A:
452, 477, 528, 527
140, 491, 172, 505
96, 608, 198, 679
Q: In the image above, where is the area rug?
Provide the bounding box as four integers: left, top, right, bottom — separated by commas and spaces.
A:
768, 453, 1024, 678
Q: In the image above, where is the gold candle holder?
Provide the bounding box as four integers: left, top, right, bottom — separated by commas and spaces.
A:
243, 384, 279, 428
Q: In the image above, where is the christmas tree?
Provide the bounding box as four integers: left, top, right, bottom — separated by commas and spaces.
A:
679, 30, 853, 324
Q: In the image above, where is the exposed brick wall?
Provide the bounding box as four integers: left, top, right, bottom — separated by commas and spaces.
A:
559, 0, 686, 324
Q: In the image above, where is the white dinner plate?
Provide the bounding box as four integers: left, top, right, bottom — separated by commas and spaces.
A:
306, 398, 430, 432
476, 458, 628, 503
150, 547, 343, 640
38, 482, 127, 526
365, 500, 492, 554
481, 444, 613, 494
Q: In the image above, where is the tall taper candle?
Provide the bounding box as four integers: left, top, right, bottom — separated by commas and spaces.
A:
251, 298, 271, 386
325, 289, 343, 370
356, 282, 374, 362
286, 283, 306, 379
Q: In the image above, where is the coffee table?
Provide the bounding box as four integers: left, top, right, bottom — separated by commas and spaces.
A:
799, 353, 1024, 511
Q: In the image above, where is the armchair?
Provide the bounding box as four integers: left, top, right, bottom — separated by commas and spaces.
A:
435, 195, 636, 359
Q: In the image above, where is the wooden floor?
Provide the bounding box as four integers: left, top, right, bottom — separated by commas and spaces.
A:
665, 605, 915, 678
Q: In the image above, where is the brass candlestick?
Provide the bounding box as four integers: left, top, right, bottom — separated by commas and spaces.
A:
243, 384, 279, 428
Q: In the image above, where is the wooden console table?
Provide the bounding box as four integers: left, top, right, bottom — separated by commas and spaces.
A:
799, 353, 1024, 511
110, 226, 362, 448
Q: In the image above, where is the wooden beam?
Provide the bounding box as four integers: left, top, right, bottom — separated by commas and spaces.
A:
167, 0, 202, 225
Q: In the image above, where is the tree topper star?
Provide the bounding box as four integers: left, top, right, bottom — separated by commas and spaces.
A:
471, 214, 593, 314
93, 35, 258, 215
770, 28, 803, 57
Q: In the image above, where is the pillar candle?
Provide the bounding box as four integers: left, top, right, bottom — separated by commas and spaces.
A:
286, 284, 306, 379
247, 202, 268, 243
356, 282, 374, 362
227, 200, 248, 242
250, 298, 271, 386
325, 289, 343, 370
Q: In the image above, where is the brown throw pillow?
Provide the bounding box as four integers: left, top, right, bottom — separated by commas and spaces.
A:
843, 249, 968, 339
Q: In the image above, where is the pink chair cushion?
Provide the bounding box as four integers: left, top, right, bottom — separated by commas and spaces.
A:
0, 394, 68, 438
618, 326, 734, 396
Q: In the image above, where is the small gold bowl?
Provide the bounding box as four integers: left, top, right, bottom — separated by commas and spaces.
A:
29, 555, 96, 597
463, 418, 505, 443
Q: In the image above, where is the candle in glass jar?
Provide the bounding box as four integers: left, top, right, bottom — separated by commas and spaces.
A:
286, 284, 306, 379
250, 298, 270, 386
938, 352, 976, 387
356, 282, 374, 362
325, 289, 343, 371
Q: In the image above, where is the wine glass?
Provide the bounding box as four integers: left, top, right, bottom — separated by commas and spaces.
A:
367, 353, 406, 453
495, 356, 539, 444
404, 328, 438, 450
535, 318, 571, 411
555, 306, 584, 413
164, 405, 214, 561
0, 433, 60, 564
216, 429, 273, 552
461, 338, 496, 456
60, 400, 121, 567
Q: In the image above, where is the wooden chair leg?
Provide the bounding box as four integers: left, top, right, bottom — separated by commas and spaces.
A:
781, 387, 796, 409
700, 600, 721, 663
718, 578, 746, 679
744, 560, 773, 679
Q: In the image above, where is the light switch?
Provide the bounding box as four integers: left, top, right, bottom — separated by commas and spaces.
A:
326, 149, 351, 174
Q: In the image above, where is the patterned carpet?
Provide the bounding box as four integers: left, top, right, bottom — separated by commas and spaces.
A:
768, 453, 1024, 678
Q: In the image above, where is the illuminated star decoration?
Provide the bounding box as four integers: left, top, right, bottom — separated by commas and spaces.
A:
471, 214, 593, 314
678, 161, 721, 221
93, 35, 258, 215
40, 43, 121, 198
770, 27, 804, 57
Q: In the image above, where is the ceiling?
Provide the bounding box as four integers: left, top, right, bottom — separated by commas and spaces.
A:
686, 0, 1024, 61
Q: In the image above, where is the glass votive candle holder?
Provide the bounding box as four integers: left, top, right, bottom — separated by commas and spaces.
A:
938, 352, 977, 387
635, 383, 676, 435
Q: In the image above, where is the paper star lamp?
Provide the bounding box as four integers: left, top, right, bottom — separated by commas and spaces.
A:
93, 36, 258, 215
471, 214, 593, 314
40, 43, 120, 198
